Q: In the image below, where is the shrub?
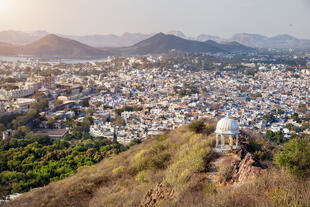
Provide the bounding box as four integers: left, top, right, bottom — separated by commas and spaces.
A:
149, 143, 167, 155
165, 161, 191, 195
112, 166, 125, 177
149, 152, 171, 169
188, 120, 206, 134
133, 150, 148, 173
275, 138, 310, 179
205, 123, 216, 135
186, 142, 211, 172
248, 137, 274, 161
132, 143, 171, 173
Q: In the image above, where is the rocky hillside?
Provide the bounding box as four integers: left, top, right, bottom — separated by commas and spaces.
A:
3, 120, 310, 207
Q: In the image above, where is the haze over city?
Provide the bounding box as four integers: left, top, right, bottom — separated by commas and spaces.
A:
0, 0, 310, 38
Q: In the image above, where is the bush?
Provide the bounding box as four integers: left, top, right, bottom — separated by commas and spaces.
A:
188, 120, 205, 134
205, 123, 216, 135
275, 138, 310, 179
133, 150, 148, 173
248, 136, 275, 161
112, 166, 125, 177
149, 152, 171, 169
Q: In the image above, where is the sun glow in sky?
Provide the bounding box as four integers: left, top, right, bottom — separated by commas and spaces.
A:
0, 0, 310, 38
0, 0, 7, 11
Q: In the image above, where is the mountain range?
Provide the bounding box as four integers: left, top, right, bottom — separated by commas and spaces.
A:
0, 30, 309, 49
0, 33, 254, 58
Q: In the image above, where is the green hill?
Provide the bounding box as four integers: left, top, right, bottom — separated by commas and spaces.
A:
3, 120, 310, 207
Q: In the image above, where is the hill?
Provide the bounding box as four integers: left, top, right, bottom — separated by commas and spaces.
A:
19, 34, 113, 58
0, 42, 19, 56
231, 33, 310, 48
4, 120, 310, 207
121, 33, 254, 55
0, 30, 48, 45
204, 40, 255, 53
1, 30, 310, 49
123, 33, 225, 54
0, 33, 253, 57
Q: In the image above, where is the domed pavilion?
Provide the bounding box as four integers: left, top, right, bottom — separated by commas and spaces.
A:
214, 113, 240, 151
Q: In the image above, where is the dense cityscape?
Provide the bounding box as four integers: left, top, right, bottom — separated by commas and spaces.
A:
2, 0, 310, 206
1, 52, 309, 145
0, 42, 310, 206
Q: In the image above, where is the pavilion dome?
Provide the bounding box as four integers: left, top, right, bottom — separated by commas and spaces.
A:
215, 115, 240, 134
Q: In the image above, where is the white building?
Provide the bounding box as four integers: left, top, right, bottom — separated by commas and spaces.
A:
214, 114, 240, 152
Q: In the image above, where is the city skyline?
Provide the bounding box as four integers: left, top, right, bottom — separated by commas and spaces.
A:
0, 0, 310, 39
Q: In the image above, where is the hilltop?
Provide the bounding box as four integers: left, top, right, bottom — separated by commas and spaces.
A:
20, 34, 113, 58
121, 33, 254, 55
0, 34, 116, 58
3, 120, 310, 207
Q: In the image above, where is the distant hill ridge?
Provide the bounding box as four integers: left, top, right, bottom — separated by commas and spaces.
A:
0, 30, 309, 49
19, 34, 110, 58
0, 33, 254, 57
123, 33, 254, 55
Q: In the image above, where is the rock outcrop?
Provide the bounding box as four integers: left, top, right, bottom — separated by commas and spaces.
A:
139, 183, 174, 207
230, 147, 267, 183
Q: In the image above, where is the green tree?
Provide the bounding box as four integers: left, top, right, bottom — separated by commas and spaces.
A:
275, 138, 310, 179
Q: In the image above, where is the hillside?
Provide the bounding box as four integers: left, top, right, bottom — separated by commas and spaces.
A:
4, 120, 310, 207
0, 42, 19, 56
122, 33, 225, 55
231, 33, 310, 48
19, 34, 113, 58
204, 40, 255, 53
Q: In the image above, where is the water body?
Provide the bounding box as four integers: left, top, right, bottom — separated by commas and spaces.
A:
0, 56, 107, 64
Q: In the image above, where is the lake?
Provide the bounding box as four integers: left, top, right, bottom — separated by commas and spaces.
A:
0, 56, 107, 64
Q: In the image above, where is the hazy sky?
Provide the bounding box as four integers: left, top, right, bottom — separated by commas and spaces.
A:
0, 0, 310, 38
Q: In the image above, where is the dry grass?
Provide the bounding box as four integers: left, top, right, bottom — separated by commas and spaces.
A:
5, 120, 310, 207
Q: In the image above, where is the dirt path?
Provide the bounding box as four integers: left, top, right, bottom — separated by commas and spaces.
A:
207, 152, 237, 183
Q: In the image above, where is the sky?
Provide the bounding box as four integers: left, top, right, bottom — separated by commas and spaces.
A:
0, 0, 310, 38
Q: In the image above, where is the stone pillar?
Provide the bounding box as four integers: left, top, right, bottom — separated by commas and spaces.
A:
216, 134, 219, 148
229, 135, 233, 147
236, 134, 239, 148
221, 134, 225, 148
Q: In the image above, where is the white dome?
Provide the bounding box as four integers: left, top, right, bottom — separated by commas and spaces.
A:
215, 116, 239, 134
